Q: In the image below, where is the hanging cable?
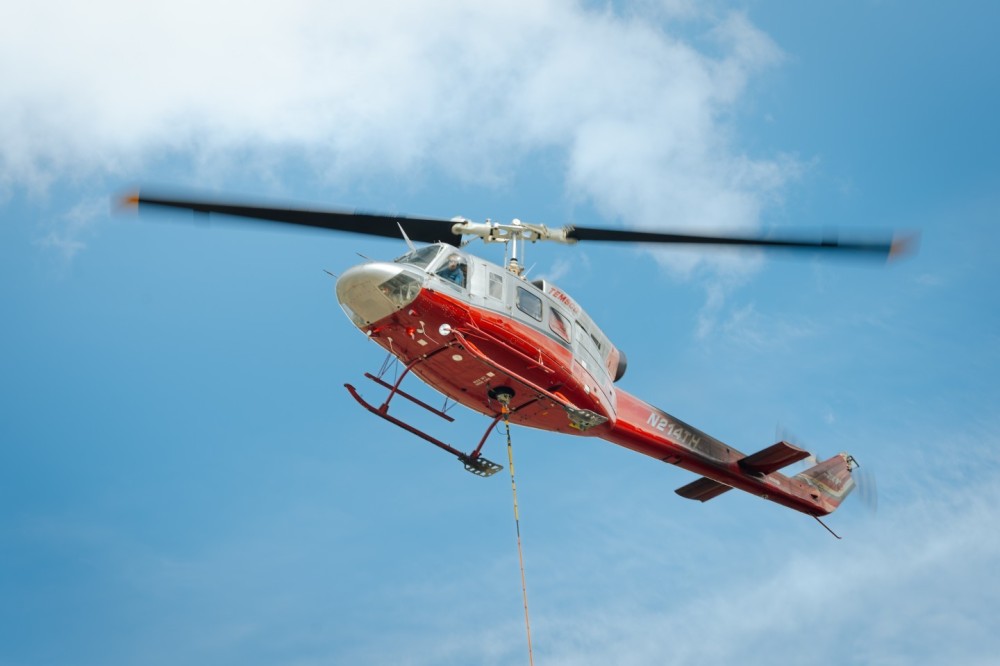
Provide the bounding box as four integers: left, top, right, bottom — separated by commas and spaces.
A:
502, 405, 535, 666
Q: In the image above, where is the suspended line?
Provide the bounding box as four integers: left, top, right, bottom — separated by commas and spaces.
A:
503, 412, 535, 666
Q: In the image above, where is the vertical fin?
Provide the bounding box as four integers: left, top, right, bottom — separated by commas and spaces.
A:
794, 452, 857, 511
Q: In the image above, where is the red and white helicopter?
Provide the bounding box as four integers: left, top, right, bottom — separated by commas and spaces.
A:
126, 192, 908, 532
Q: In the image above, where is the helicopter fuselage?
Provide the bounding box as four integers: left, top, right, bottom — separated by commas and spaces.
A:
124, 192, 895, 527
336, 243, 855, 518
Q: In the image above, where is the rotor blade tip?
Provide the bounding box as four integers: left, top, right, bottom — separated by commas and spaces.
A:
115, 191, 141, 213
888, 232, 919, 261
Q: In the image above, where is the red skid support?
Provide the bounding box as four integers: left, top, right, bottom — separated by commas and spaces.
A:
344, 383, 504, 477
345, 383, 468, 459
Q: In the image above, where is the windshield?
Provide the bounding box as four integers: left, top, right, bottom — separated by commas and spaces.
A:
393, 245, 443, 269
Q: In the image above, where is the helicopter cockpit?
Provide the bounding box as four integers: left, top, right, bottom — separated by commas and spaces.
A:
393, 244, 443, 269
395, 243, 468, 289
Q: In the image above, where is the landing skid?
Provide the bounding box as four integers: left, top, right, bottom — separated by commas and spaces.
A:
344, 379, 505, 478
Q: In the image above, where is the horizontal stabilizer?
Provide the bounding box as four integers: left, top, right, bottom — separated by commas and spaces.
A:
676, 477, 732, 502
738, 440, 811, 476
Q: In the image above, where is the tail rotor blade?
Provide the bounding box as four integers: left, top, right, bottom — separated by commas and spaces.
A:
854, 466, 878, 514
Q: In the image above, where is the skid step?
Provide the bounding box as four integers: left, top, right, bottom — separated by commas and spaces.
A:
460, 455, 503, 477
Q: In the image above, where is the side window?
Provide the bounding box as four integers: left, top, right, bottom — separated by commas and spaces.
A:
516, 287, 543, 321
575, 323, 590, 354
549, 307, 571, 343
575, 321, 605, 376
488, 272, 503, 300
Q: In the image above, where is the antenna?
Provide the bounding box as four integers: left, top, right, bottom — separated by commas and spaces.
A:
396, 222, 417, 253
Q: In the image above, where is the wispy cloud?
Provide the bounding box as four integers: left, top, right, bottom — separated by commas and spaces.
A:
32, 196, 106, 262
361, 438, 1000, 666
716, 301, 820, 350
3, 2, 797, 280
536, 255, 585, 284
316, 416, 1000, 666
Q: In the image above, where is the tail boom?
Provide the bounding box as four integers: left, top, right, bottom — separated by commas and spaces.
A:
600, 390, 857, 516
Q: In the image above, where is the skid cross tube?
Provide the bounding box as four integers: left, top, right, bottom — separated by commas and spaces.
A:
469, 412, 506, 460
344, 382, 504, 477
364, 372, 455, 422
370, 346, 456, 417
345, 384, 468, 459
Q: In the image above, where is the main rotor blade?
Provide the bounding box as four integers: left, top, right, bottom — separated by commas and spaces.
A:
566, 225, 913, 259
122, 192, 463, 246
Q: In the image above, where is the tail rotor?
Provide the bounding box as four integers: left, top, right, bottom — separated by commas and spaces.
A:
848, 456, 878, 514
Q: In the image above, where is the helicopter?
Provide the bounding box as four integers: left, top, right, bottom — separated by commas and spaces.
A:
124, 191, 910, 532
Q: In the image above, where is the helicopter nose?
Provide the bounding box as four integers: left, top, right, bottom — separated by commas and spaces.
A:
335, 262, 423, 327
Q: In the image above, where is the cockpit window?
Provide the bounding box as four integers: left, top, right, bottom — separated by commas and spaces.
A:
393, 245, 442, 269
435, 253, 467, 288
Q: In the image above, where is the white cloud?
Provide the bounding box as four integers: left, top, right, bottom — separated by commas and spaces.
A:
716, 301, 821, 350
324, 418, 1000, 666
32, 196, 106, 261
536, 255, 580, 284
2, 1, 796, 277
365, 457, 1000, 666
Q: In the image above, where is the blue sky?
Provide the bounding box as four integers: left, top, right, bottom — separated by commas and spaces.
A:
2, 2, 999, 664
